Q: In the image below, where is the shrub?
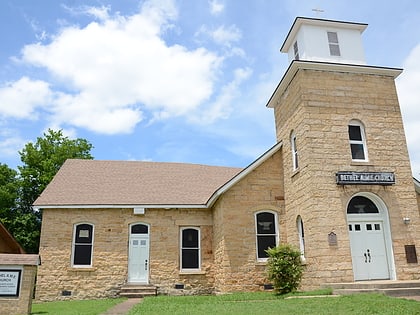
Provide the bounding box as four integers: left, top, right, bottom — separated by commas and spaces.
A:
266, 244, 303, 294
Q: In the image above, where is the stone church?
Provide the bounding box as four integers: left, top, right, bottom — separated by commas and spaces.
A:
34, 17, 420, 301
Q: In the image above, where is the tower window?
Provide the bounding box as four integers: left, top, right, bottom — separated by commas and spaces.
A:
293, 41, 299, 60
348, 120, 368, 161
291, 132, 298, 170
327, 31, 341, 56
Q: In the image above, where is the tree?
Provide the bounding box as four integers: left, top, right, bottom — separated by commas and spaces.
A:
9, 129, 94, 253
0, 163, 19, 223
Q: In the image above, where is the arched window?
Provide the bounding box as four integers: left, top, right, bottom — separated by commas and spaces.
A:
255, 211, 279, 261
180, 227, 201, 271
297, 216, 305, 262
348, 120, 368, 161
72, 223, 94, 267
347, 196, 379, 214
291, 131, 298, 170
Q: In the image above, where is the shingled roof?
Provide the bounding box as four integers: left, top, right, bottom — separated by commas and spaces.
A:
33, 159, 243, 208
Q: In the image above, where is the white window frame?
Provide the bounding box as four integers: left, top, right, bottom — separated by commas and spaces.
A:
71, 223, 94, 268
327, 31, 341, 56
180, 227, 201, 272
255, 211, 279, 262
291, 131, 298, 171
348, 120, 368, 162
297, 216, 306, 263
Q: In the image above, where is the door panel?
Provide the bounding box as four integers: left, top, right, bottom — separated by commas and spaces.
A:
348, 221, 389, 280
128, 234, 149, 283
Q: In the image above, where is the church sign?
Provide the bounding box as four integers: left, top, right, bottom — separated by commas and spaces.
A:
336, 172, 395, 186
0, 269, 21, 297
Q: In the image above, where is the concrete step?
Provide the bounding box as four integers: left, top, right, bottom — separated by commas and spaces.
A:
322, 280, 420, 297
120, 284, 157, 298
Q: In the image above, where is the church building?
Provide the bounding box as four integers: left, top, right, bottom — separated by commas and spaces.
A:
34, 17, 420, 301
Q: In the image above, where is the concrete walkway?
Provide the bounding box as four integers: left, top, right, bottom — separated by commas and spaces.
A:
101, 298, 142, 315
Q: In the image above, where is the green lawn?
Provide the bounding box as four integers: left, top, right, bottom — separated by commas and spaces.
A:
31, 298, 125, 315
129, 291, 420, 315
31, 291, 420, 315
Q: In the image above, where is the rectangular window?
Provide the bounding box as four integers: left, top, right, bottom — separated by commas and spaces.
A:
180, 228, 200, 271
327, 31, 341, 56
348, 123, 368, 161
291, 133, 298, 170
256, 212, 278, 260
293, 41, 299, 60
72, 223, 94, 266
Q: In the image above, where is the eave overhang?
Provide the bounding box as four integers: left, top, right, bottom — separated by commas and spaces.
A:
280, 17, 368, 53
266, 60, 403, 108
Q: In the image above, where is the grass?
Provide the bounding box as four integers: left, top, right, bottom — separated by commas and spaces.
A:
30, 291, 420, 315
128, 291, 420, 315
31, 297, 125, 315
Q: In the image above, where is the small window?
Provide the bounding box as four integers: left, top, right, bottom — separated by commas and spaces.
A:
180, 227, 200, 271
72, 223, 94, 267
291, 132, 298, 170
297, 216, 305, 261
255, 212, 278, 260
348, 120, 368, 161
327, 31, 341, 56
293, 41, 299, 60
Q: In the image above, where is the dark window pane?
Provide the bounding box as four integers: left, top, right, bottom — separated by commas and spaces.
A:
347, 196, 379, 214
375, 224, 381, 231
131, 224, 148, 234
349, 125, 362, 141
327, 31, 338, 43
257, 213, 275, 234
366, 224, 372, 231
257, 236, 276, 258
182, 229, 198, 248
350, 144, 365, 160
182, 249, 199, 269
75, 224, 93, 243
74, 245, 92, 265
349, 224, 352, 231
355, 224, 361, 231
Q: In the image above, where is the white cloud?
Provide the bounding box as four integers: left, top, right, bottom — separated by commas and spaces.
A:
15, 0, 221, 134
209, 0, 225, 15
0, 77, 51, 119
189, 67, 252, 124
196, 24, 242, 48
396, 43, 420, 179
0, 128, 27, 159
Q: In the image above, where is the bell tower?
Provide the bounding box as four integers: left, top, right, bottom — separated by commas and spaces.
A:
267, 17, 420, 288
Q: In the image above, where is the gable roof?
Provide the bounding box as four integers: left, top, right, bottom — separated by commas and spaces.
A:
33, 159, 243, 208
0, 222, 25, 254
33, 142, 283, 210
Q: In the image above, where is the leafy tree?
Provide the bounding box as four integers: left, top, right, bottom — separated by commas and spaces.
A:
0, 129, 94, 253
18, 129, 94, 215
266, 244, 304, 295
0, 163, 19, 222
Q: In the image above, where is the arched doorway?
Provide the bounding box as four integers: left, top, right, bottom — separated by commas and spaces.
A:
347, 193, 395, 281
128, 223, 150, 283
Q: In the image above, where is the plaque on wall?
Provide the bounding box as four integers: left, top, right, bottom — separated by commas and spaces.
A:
405, 245, 418, 263
0, 269, 21, 297
328, 232, 337, 246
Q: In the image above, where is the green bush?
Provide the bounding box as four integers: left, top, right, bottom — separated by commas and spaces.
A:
266, 244, 303, 294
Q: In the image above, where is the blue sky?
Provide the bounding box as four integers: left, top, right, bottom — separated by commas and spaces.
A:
0, 0, 419, 179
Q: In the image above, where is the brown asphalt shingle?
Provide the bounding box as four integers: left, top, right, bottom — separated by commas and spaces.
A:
33, 159, 242, 207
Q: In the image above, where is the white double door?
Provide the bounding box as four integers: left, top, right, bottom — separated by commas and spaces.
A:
128, 225, 150, 283
348, 220, 389, 281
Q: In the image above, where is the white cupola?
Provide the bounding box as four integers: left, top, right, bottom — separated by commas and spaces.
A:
280, 17, 368, 65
